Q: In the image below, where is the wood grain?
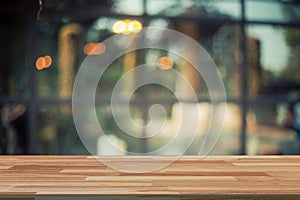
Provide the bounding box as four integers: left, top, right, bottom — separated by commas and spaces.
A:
0, 156, 299, 199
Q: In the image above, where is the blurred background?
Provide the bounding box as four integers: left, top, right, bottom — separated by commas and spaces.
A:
0, 0, 300, 155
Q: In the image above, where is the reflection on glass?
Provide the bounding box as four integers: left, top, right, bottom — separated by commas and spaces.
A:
95, 104, 171, 154
37, 22, 85, 98
37, 105, 89, 154
210, 24, 241, 98
147, 0, 194, 16
247, 104, 297, 155
247, 25, 300, 92
246, 0, 300, 22
147, 0, 241, 19
187, 103, 240, 155
58, 23, 83, 99
0, 17, 29, 97
0, 104, 28, 154
112, 0, 144, 15
2, 0, 300, 156
248, 25, 288, 73
94, 101, 239, 155
195, 0, 241, 19
245, 24, 300, 155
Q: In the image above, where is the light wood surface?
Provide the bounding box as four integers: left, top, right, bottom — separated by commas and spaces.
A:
0, 156, 300, 199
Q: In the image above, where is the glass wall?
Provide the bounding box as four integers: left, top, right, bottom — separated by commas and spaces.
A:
0, 0, 300, 155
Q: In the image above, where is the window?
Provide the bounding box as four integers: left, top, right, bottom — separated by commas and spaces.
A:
1, 0, 300, 155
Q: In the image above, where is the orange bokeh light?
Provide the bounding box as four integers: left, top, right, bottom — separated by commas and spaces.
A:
44, 55, 52, 68
83, 42, 105, 55
157, 56, 174, 70
36, 55, 52, 70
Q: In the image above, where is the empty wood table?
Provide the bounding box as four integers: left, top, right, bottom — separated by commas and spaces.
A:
0, 156, 300, 199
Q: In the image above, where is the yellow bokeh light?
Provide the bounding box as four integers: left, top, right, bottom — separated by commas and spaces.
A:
129, 20, 142, 33
157, 56, 174, 70
112, 20, 126, 34
83, 42, 105, 55
112, 19, 142, 34
122, 19, 132, 35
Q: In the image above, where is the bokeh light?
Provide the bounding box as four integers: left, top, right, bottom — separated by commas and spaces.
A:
128, 20, 142, 33
122, 19, 132, 35
157, 56, 174, 70
83, 42, 106, 55
112, 20, 126, 34
35, 55, 52, 70
112, 19, 142, 34
44, 55, 52, 68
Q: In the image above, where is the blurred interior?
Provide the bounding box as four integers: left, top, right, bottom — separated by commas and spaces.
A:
0, 0, 300, 155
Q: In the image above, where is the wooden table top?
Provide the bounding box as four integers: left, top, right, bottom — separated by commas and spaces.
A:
0, 156, 300, 199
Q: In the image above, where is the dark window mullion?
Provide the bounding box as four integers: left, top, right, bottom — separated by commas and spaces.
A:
240, 0, 249, 155
26, 2, 39, 154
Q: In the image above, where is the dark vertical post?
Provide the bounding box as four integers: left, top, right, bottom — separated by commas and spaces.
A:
240, 0, 248, 155
26, 2, 39, 154
140, 0, 148, 153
